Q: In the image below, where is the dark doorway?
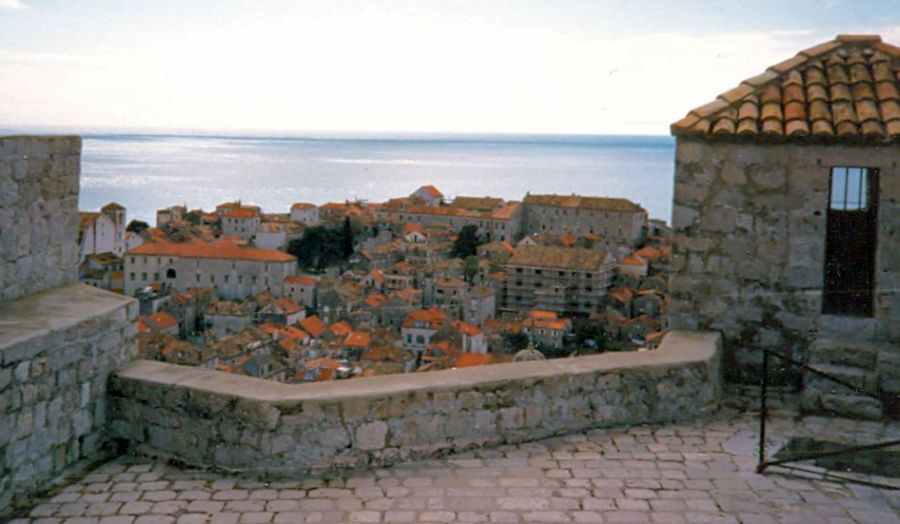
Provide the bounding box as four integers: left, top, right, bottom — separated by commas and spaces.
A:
823, 167, 878, 316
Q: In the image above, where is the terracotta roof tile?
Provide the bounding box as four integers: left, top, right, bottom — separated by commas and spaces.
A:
738, 99, 759, 120
830, 83, 852, 101
852, 82, 876, 100
855, 99, 880, 122
672, 34, 900, 143
881, 99, 900, 121
886, 119, 900, 136
811, 119, 835, 136
737, 119, 758, 135
799, 40, 842, 58
783, 84, 805, 103
785, 120, 810, 136
127, 238, 295, 263
809, 100, 832, 121
784, 101, 806, 121
761, 119, 783, 135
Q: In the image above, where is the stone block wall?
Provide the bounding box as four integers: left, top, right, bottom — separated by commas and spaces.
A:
668, 138, 900, 382
0, 136, 82, 303
109, 331, 721, 475
0, 285, 138, 514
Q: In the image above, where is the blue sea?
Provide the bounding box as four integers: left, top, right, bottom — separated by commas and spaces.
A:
77, 134, 676, 224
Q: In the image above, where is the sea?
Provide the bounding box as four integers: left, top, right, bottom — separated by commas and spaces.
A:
76, 134, 676, 224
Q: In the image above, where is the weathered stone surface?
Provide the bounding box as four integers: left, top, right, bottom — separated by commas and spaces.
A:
0, 136, 81, 303
0, 280, 137, 518
109, 331, 722, 475
818, 394, 883, 420
668, 139, 900, 389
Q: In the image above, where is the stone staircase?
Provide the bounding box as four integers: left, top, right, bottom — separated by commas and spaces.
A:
802, 338, 899, 420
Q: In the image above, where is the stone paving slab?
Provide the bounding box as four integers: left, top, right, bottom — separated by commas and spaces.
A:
10, 407, 899, 523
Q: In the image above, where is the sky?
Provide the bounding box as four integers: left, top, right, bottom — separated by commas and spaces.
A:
1, 0, 899, 136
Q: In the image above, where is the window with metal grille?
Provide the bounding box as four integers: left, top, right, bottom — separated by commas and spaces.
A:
830, 167, 869, 211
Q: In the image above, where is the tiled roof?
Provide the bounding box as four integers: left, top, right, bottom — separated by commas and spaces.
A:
273, 297, 303, 315
145, 311, 178, 330
284, 275, 317, 286
344, 331, 371, 348
449, 196, 505, 211
223, 207, 259, 219
416, 185, 444, 198
672, 34, 900, 142
620, 255, 647, 267
329, 321, 352, 337
523, 194, 644, 213
257, 222, 284, 233
290, 202, 316, 210
127, 238, 295, 263
508, 245, 610, 272
298, 315, 326, 338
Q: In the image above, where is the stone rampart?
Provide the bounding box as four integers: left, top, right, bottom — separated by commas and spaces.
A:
109, 331, 721, 475
0, 136, 82, 303
0, 284, 137, 512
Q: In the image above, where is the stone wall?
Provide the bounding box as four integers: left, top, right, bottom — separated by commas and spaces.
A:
0, 136, 82, 303
109, 331, 721, 475
668, 138, 900, 382
0, 284, 138, 513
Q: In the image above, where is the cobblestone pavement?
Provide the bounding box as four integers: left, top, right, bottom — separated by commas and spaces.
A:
11, 406, 900, 524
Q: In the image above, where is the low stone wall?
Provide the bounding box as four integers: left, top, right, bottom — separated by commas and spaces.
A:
110, 331, 721, 475
0, 284, 137, 514
0, 136, 82, 303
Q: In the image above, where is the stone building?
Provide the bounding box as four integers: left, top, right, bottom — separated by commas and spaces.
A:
221, 206, 261, 240
289, 202, 319, 225
504, 245, 615, 316
667, 34, 900, 417
78, 202, 127, 259
124, 238, 296, 299
522, 194, 647, 246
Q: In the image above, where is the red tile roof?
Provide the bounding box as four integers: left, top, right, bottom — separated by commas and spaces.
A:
620, 255, 647, 267
274, 297, 303, 315
127, 238, 295, 263
291, 202, 316, 210
284, 275, 317, 286
523, 194, 644, 213
145, 311, 178, 330
344, 331, 371, 348
454, 353, 495, 368
672, 35, 900, 142
223, 207, 259, 219
329, 321, 352, 337
298, 315, 326, 338
416, 185, 444, 198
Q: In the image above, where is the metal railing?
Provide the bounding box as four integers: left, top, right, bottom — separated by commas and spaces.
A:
756, 348, 899, 489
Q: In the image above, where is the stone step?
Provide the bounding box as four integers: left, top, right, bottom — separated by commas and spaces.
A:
808, 339, 880, 370
815, 315, 880, 342
819, 394, 883, 420
803, 363, 878, 397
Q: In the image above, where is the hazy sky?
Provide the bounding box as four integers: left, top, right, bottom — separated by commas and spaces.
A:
2, 0, 898, 135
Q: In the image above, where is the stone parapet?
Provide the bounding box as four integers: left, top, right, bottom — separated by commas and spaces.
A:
0, 284, 137, 515
109, 331, 721, 475
0, 136, 82, 303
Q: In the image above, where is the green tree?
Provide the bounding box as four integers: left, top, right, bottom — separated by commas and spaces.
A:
342, 217, 355, 258
572, 321, 606, 352
451, 224, 481, 258
502, 332, 529, 353
126, 219, 149, 234
463, 255, 479, 284
184, 210, 202, 225
288, 226, 343, 272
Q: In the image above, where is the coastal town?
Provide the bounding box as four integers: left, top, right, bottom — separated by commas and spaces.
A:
77, 186, 671, 383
